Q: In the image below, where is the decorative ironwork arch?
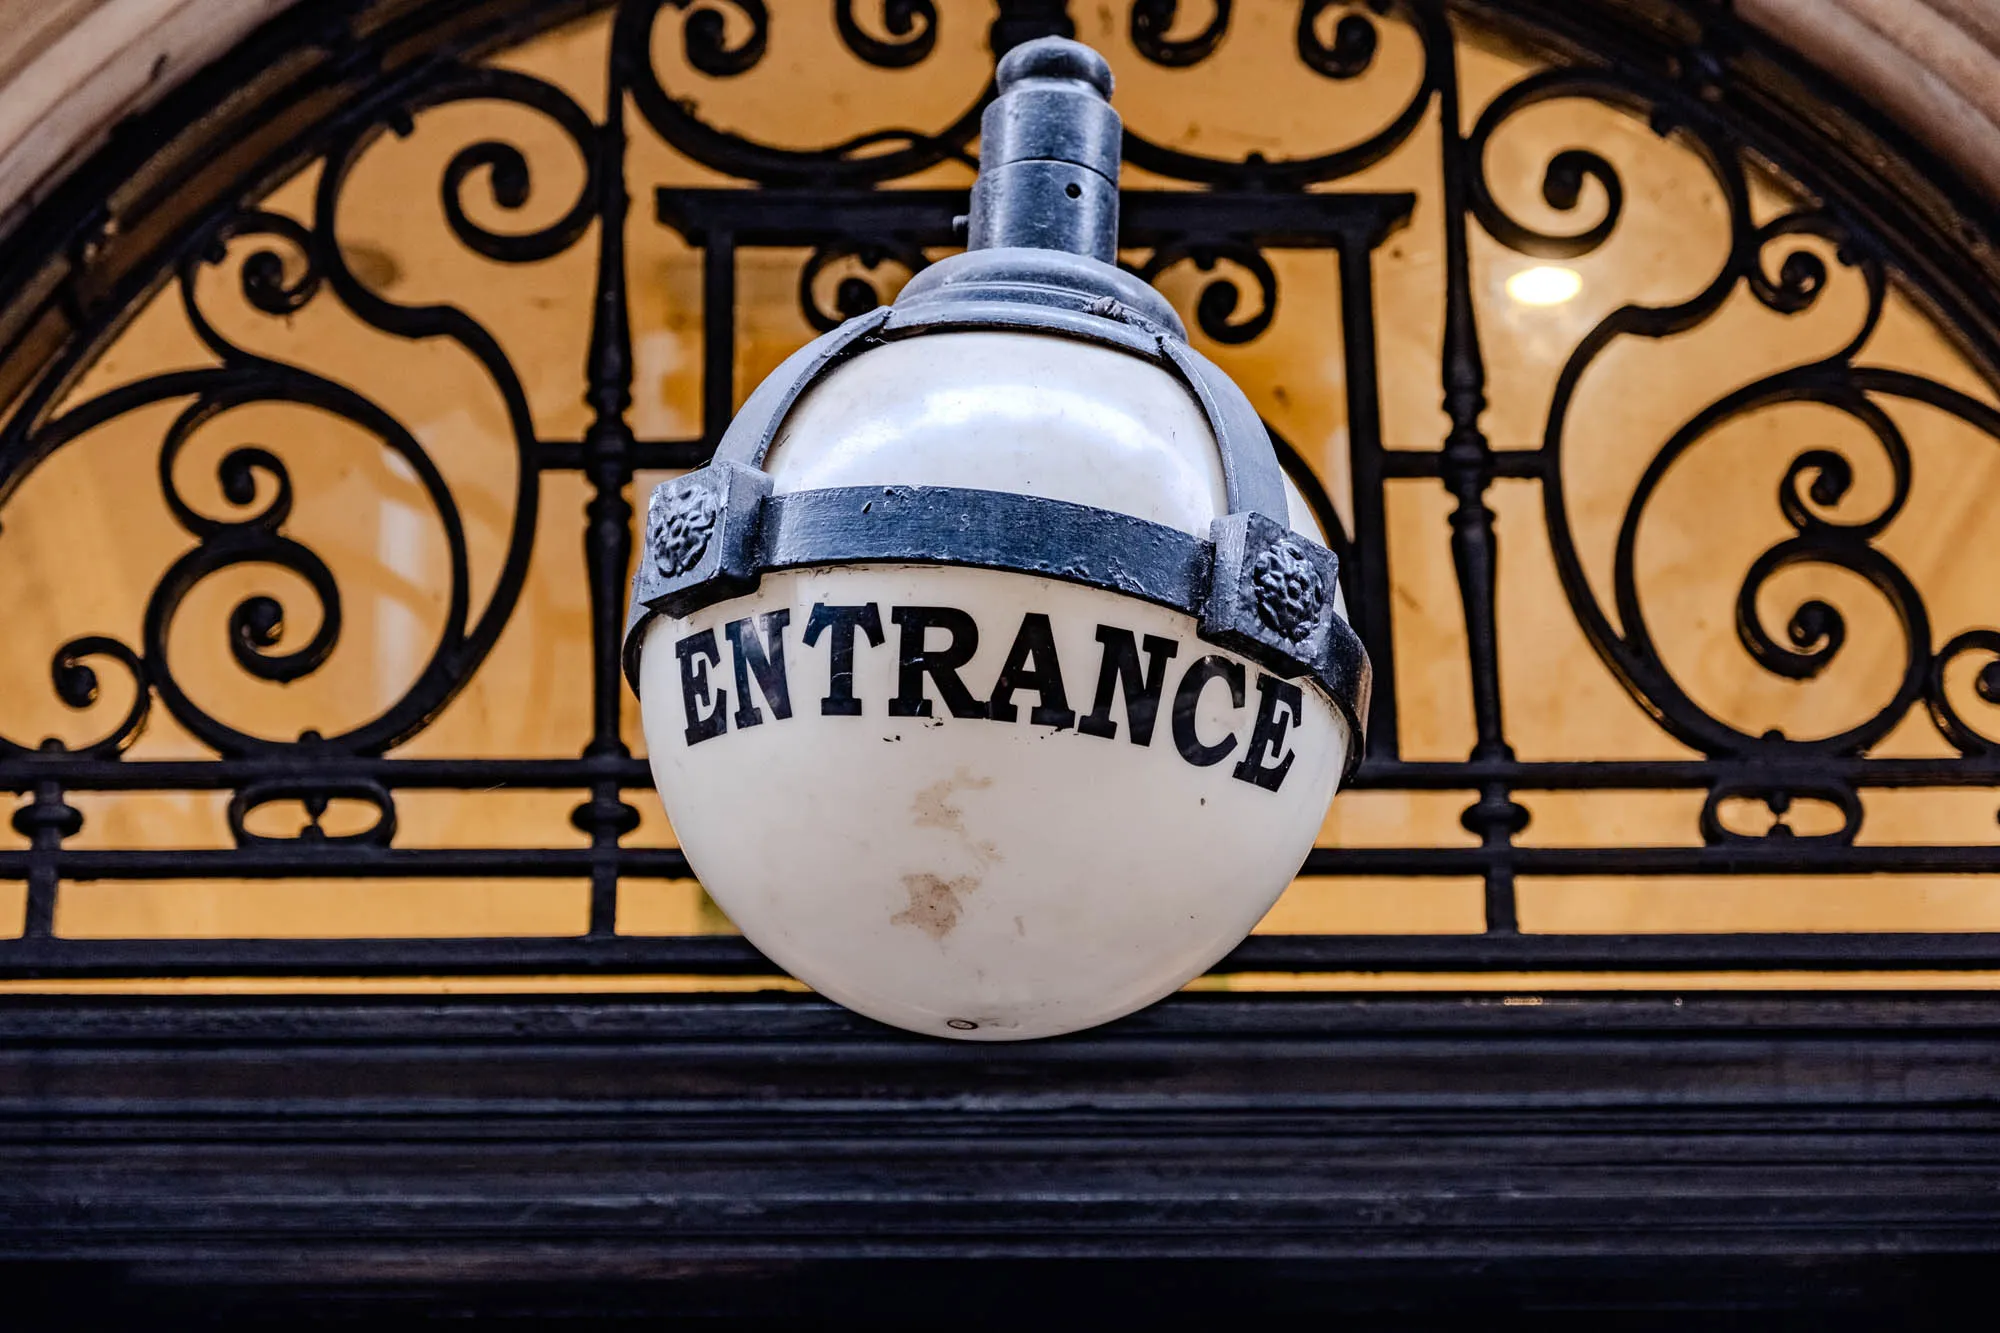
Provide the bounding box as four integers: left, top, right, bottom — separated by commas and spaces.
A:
2, 0, 2000, 982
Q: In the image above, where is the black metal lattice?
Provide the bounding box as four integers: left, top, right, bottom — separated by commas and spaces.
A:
3, 0, 2000, 981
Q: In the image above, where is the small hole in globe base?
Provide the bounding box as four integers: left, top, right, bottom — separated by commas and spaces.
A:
946, 1019, 979, 1031
1064, 182, 1081, 199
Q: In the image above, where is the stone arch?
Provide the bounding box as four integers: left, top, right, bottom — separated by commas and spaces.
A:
4, 0, 2000, 234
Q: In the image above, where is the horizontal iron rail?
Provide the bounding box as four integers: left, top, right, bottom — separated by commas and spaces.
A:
9, 755, 2000, 792
0, 843, 1996, 879
0, 848, 692, 878
535, 435, 713, 470
1380, 447, 1547, 477
1, 757, 662, 792
527, 437, 1548, 479
1295, 845, 2000, 873
8, 931, 2000, 979
654, 187, 1417, 250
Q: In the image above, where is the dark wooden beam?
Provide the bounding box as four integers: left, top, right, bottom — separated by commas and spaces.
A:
1, 990, 1996, 1322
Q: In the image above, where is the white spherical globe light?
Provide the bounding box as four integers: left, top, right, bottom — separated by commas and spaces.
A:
625, 35, 1365, 1040
637, 331, 1351, 1039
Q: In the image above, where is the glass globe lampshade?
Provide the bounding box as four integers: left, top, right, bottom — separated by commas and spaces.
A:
626, 37, 1368, 1039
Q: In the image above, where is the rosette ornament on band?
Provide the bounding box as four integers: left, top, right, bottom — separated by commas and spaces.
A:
625, 38, 1369, 1040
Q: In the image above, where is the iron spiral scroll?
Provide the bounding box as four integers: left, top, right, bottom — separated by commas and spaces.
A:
0, 0, 1998, 979
1464, 55, 2000, 846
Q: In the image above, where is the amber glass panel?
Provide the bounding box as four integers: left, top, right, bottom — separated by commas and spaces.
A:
3, 3, 1998, 988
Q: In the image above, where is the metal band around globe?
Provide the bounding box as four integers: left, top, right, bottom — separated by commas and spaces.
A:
634, 249, 1370, 775
759, 487, 1210, 611
623, 483, 1369, 776
712, 246, 1291, 522
880, 249, 1291, 521
719, 304, 894, 472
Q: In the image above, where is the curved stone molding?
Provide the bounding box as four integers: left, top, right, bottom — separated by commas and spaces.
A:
1740, 0, 2000, 200
2, 0, 1999, 230
0, 0, 297, 237
3, 0, 2000, 245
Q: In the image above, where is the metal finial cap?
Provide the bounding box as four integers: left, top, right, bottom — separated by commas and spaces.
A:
967, 38, 1123, 262
997, 36, 1113, 98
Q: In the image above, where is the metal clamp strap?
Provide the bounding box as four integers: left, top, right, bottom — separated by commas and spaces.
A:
624, 476, 1370, 773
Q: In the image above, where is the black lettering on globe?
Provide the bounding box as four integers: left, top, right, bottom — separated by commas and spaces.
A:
653, 484, 719, 576
1251, 537, 1323, 643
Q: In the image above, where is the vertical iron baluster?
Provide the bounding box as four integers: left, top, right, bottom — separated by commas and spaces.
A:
574, 53, 641, 938
700, 233, 737, 450
1432, 15, 1529, 931
15, 749, 80, 938
991, 0, 1076, 53
1336, 222, 1400, 760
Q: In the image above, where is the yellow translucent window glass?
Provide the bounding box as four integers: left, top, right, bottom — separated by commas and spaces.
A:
3, 1, 1999, 993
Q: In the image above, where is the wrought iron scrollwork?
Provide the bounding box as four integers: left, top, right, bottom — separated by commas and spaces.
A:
433, 70, 603, 263
616, 0, 982, 186
1465, 72, 1628, 260
836, 0, 939, 68
229, 778, 399, 848
0, 59, 600, 817
1700, 780, 1863, 847
0, 637, 153, 760
1120, 0, 1437, 188
4, 0, 2000, 978
1134, 242, 1277, 344
1297, 0, 1390, 80
1131, 0, 1232, 67
1468, 40, 2000, 853
1930, 629, 2000, 754
797, 238, 930, 332
668, 0, 769, 77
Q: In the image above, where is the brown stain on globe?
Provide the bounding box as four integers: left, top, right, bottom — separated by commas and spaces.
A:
892, 872, 981, 940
